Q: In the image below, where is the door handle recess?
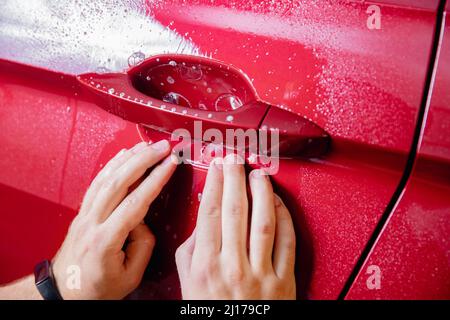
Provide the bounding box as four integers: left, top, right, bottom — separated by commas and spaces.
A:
77, 54, 330, 158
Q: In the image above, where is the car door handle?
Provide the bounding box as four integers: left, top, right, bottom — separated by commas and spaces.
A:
77, 54, 330, 158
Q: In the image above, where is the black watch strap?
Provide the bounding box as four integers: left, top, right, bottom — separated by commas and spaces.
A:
34, 260, 63, 300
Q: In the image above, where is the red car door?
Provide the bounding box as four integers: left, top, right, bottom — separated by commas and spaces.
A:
347, 2, 450, 299
0, 0, 446, 299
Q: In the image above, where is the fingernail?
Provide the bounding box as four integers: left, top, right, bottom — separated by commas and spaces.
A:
150, 139, 170, 151
250, 169, 264, 179
211, 157, 223, 170
131, 141, 147, 153
224, 153, 244, 165
162, 154, 179, 166
171, 153, 181, 165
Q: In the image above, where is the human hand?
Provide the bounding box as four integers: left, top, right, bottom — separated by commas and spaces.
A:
52, 140, 177, 299
175, 154, 296, 299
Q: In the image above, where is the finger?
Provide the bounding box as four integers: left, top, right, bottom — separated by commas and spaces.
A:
104, 154, 177, 244
89, 139, 171, 222
193, 157, 223, 258
80, 142, 148, 215
249, 169, 276, 273
272, 194, 296, 279
94, 142, 148, 187
221, 154, 248, 262
175, 229, 196, 280
124, 223, 155, 286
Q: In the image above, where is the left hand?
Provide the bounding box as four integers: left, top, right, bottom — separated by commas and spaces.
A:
52, 140, 177, 299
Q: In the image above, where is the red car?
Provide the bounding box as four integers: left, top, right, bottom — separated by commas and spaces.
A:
0, 0, 449, 299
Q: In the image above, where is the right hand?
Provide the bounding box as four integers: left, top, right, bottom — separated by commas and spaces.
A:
175, 154, 296, 299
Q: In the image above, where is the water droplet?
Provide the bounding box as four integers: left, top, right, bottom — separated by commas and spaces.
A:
207, 113, 213, 119
226, 115, 234, 122
182, 109, 187, 114
160, 104, 166, 109
166, 76, 175, 84
206, 87, 212, 93
95, 67, 110, 74
169, 60, 177, 66
147, 101, 152, 106
146, 76, 151, 81
108, 88, 115, 94
179, 64, 202, 81
215, 94, 243, 111
127, 51, 145, 67
119, 92, 125, 97
163, 92, 192, 108
170, 107, 176, 112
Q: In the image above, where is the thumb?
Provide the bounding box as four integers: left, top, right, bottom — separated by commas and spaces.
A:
124, 222, 155, 284
175, 229, 196, 279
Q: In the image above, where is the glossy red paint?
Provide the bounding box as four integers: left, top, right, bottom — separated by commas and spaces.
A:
0, 0, 446, 300
0, 60, 405, 299
0, 61, 77, 282
150, 0, 439, 152
346, 4, 450, 299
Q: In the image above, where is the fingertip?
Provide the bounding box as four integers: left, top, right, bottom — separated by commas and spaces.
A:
250, 169, 265, 180
170, 153, 182, 165
130, 141, 148, 153
161, 153, 180, 167
249, 170, 273, 197
210, 157, 223, 171
130, 222, 155, 242
223, 153, 245, 165
149, 139, 170, 152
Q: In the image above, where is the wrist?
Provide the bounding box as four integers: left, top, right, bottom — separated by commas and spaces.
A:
0, 275, 43, 300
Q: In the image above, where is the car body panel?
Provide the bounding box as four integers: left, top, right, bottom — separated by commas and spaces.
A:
346, 3, 450, 299
150, 0, 438, 152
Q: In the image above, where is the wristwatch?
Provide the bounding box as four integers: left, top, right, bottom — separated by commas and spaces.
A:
34, 260, 63, 300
